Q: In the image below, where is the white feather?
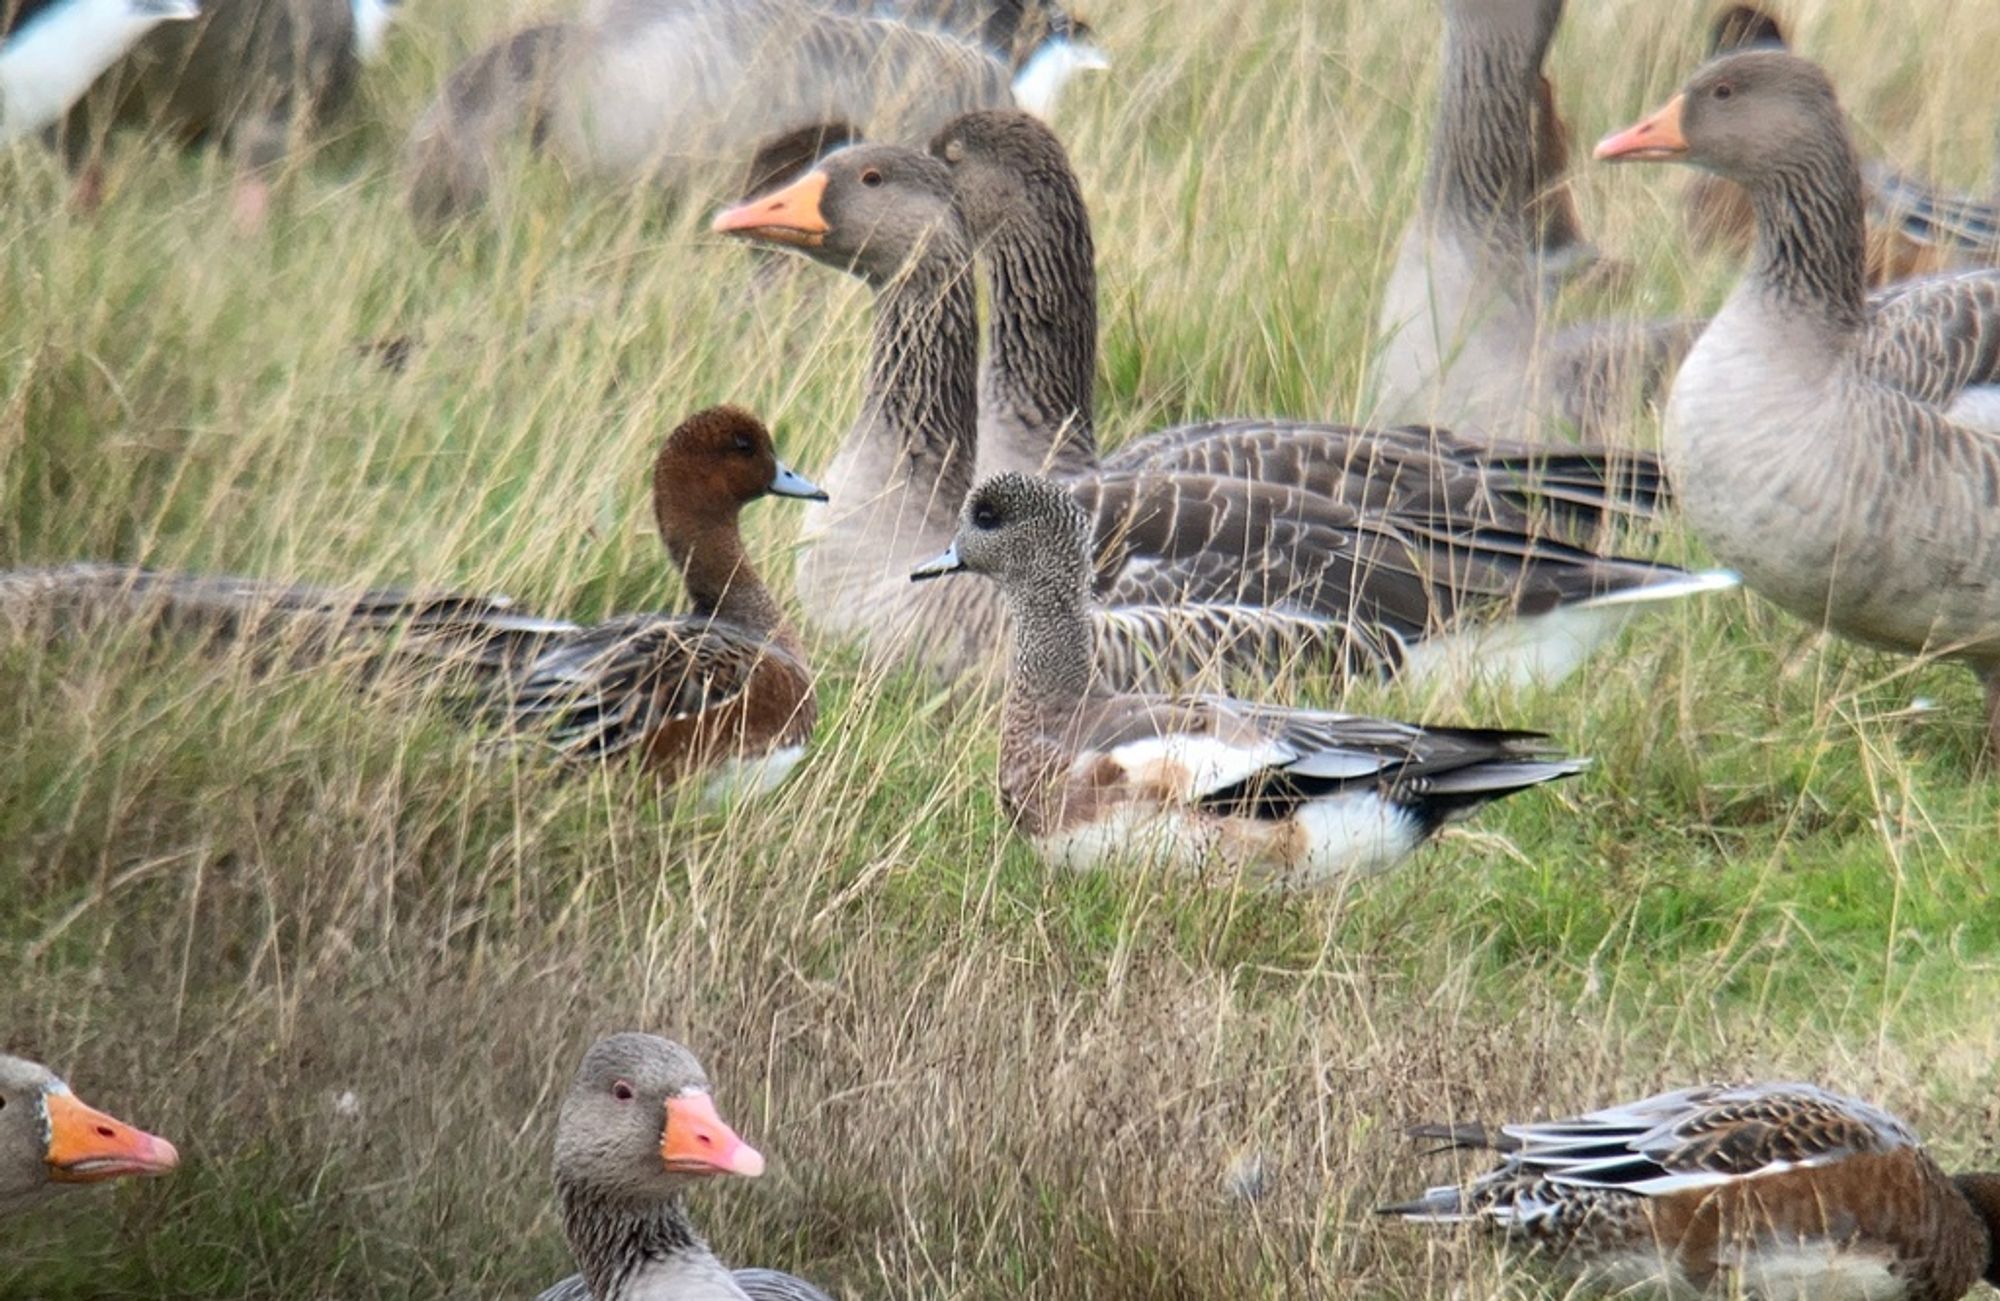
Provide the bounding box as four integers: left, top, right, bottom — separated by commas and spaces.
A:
1096, 732, 1294, 800
350, 0, 399, 62
1, 0, 196, 141
1009, 36, 1109, 117
697, 744, 806, 808
1944, 385, 2000, 435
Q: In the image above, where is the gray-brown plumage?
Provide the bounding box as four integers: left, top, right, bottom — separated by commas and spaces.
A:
909, 473, 1584, 887
533, 1034, 833, 1301
1383, 1082, 2000, 1300
403, 0, 1015, 226
57, 0, 361, 225
713, 141, 1732, 691
1372, 0, 1699, 440
927, 108, 1668, 527
1599, 49, 2000, 754
1685, 5, 2000, 285
822, 0, 1090, 77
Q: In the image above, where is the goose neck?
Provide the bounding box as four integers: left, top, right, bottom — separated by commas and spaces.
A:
862, 238, 982, 512
1425, 15, 1546, 252
558, 1180, 717, 1301
1741, 143, 1869, 333
978, 192, 1100, 476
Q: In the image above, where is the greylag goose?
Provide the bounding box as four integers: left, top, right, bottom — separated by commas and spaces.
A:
909, 474, 1583, 886
404, 0, 1064, 226
55, 0, 363, 228
1372, 0, 1700, 440
1684, 5, 2000, 285
1, 409, 825, 798
712, 142, 1733, 691
534, 1034, 833, 1301
0, 0, 197, 142
1383, 1081, 2000, 1300
928, 108, 1668, 526
1597, 50, 2000, 753
502, 406, 824, 800
0, 1053, 178, 1219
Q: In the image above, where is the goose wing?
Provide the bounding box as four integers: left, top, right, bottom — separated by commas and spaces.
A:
1864, 269, 2000, 406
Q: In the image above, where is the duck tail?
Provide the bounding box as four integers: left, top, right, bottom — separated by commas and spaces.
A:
404, 22, 573, 228
0, 563, 576, 683
1375, 1184, 1473, 1221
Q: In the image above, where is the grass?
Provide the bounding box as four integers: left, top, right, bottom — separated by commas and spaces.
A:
4, 0, 2000, 1296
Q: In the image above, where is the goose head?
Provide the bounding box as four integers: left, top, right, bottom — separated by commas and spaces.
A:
1595, 50, 1845, 182
928, 109, 1075, 241
0, 1054, 179, 1218
712, 144, 966, 287
553, 1034, 764, 1210
910, 471, 1089, 597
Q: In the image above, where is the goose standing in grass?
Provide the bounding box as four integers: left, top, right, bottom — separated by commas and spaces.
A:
404, 0, 1086, 226
502, 406, 825, 801
55, 0, 365, 229
713, 138, 1733, 691
1684, 5, 2000, 284
0, 1054, 178, 1219
0, 0, 198, 143
535, 1034, 833, 1301
1382, 1082, 2000, 1300
1373, 0, 1700, 440
1597, 51, 2000, 754
910, 474, 1582, 885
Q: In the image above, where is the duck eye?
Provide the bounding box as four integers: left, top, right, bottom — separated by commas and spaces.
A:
1713, 82, 1734, 100
860, 168, 884, 187
732, 434, 755, 455
611, 1080, 636, 1102
972, 505, 1000, 530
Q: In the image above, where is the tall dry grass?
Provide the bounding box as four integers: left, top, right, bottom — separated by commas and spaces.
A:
4, 0, 2000, 1296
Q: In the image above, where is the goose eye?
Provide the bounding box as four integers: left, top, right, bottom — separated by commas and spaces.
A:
611, 1080, 636, 1102
1713, 82, 1734, 100
860, 168, 884, 187
972, 505, 1000, 530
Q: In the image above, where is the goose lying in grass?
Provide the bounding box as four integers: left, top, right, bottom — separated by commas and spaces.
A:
1382, 1081, 2000, 1300
1, 1053, 178, 1219
1685, 5, 2000, 285
535, 1034, 833, 1301
715, 135, 1733, 692
404, 0, 1090, 226
911, 474, 1583, 887
927, 108, 1667, 527
1597, 51, 2000, 754
54, 0, 365, 229
1, 408, 824, 800
1372, 0, 1701, 440
0, 0, 198, 143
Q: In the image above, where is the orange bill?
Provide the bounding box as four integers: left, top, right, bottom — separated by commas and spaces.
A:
44, 1088, 180, 1184
710, 171, 831, 248
1594, 93, 1689, 162
660, 1091, 765, 1178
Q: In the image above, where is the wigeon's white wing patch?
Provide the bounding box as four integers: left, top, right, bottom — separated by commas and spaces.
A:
697, 744, 806, 809
1282, 794, 1425, 884
1092, 733, 1295, 801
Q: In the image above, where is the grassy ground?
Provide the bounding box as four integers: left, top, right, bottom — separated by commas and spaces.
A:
5, 0, 2000, 1296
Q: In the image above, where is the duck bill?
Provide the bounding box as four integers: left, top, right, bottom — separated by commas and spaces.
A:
44, 1089, 180, 1184
768, 461, 829, 502
908, 543, 964, 582
1594, 94, 1688, 163
661, 1092, 765, 1178
711, 172, 831, 248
